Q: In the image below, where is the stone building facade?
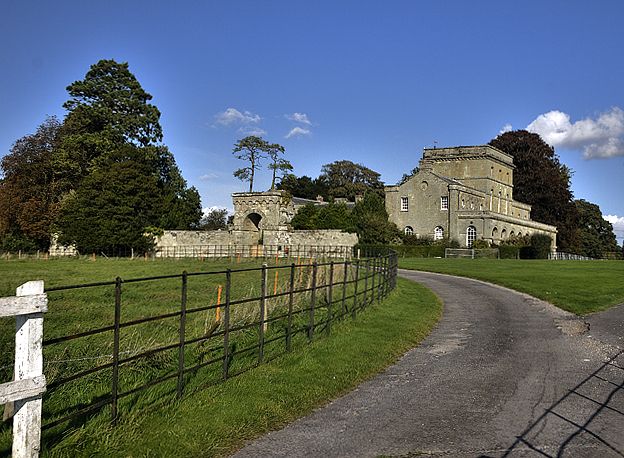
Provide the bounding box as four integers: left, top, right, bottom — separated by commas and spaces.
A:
385, 145, 557, 250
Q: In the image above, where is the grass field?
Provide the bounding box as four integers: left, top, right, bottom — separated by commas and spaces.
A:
398, 258, 624, 315
1, 257, 441, 456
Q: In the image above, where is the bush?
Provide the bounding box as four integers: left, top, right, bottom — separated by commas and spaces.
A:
530, 234, 552, 259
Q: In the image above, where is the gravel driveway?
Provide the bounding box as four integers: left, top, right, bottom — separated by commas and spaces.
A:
234, 270, 624, 457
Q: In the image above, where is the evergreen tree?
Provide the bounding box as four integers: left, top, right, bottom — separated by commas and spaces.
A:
351, 192, 400, 244
52, 59, 202, 251
232, 136, 285, 192
56, 144, 164, 254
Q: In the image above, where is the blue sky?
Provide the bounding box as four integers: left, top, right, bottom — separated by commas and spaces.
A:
2, 1, 624, 242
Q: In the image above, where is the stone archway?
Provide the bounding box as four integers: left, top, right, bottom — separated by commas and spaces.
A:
244, 212, 262, 231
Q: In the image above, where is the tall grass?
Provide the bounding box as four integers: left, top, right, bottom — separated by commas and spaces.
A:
1, 256, 400, 456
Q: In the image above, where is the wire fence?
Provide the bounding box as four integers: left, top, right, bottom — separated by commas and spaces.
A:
24, 249, 397, 439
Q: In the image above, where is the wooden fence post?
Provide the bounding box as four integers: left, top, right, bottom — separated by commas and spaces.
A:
7, 281, 47, 458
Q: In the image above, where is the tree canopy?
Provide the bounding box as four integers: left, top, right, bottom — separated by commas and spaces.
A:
200, 208, 228, 230
489, 130, 579, 251
231, 135, 291, 192
574, 199, 619, 258
278, 160, 384, 202
63, 59, 162, 147
0, 59, 201, 253
0, 117, 62, 250
318, 160, 384, 200
278, 174, 327, 200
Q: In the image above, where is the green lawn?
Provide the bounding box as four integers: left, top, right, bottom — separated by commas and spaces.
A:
398, 258, 624, 315
1, 258, 441, 457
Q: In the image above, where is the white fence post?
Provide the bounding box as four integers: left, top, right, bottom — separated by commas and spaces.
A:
0, 280, 47, 458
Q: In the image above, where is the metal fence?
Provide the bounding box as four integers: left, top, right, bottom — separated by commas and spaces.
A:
548, 252, 595, 261
154, 244, 355, 259
24, 250, 396, 441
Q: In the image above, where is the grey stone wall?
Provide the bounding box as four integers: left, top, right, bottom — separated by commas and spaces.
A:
154, 228, 358, 258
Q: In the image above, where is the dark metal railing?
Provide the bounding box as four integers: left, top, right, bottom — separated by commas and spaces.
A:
38, 250, 397, 434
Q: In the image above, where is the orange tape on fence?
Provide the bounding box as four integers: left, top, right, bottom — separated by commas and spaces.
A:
216, 285, 222, 322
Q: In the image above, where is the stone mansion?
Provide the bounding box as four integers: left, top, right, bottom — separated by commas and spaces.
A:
385, 145, 557, 250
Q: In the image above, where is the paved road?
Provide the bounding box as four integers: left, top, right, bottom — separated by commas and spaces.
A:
234, 270, 624, 457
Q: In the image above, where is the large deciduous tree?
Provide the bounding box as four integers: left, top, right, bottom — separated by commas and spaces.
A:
200, 208, 228, 230
489, 130, 579, 251
318, 160, 384, 201
0, 117, 62, 250
574, 199, 619, 258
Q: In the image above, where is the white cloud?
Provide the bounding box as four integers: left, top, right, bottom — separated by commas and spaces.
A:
286, 112, 312, 125
604, 214, 624, 230
237, 126, 267, 137
199, 173, 219, 181
285, 127, 311, 138
213, 107, 261, 126
499, 123, 513, 134
526, 107, 624, 159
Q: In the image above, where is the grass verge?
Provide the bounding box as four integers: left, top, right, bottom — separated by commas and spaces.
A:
37, 277, 441, 457
398, 258, 624, 315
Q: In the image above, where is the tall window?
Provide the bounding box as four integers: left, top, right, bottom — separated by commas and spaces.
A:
434, 226, 444, 240
400, 196, 409, 212
404, 226, 413, 235
440, 196, 449, 210
466, 226, 477, 248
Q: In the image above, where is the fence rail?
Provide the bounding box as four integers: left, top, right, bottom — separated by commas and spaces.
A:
154, 244, 355, 259
1, 250, 397, 456
548, 252, 595, 261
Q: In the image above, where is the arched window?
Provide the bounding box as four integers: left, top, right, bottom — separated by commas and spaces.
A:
501, 229, 507, 239
404, 226, 414, 236
466, 226, 477, 247
492, 227, 498, 238
434, 226, 444, 240
510, 230, 515, 238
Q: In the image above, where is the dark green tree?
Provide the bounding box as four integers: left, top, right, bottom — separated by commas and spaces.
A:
290, 203, 320, 229
351, 192, 400, 244
56, 144, 164, 254
200, 208, 229, 230
489, 130, 579, 251
574, 199, 619, 258
318, 160, 384, 201
278, 174, 327, 200
63, 59, 162, 147
317, 202, 354, 231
